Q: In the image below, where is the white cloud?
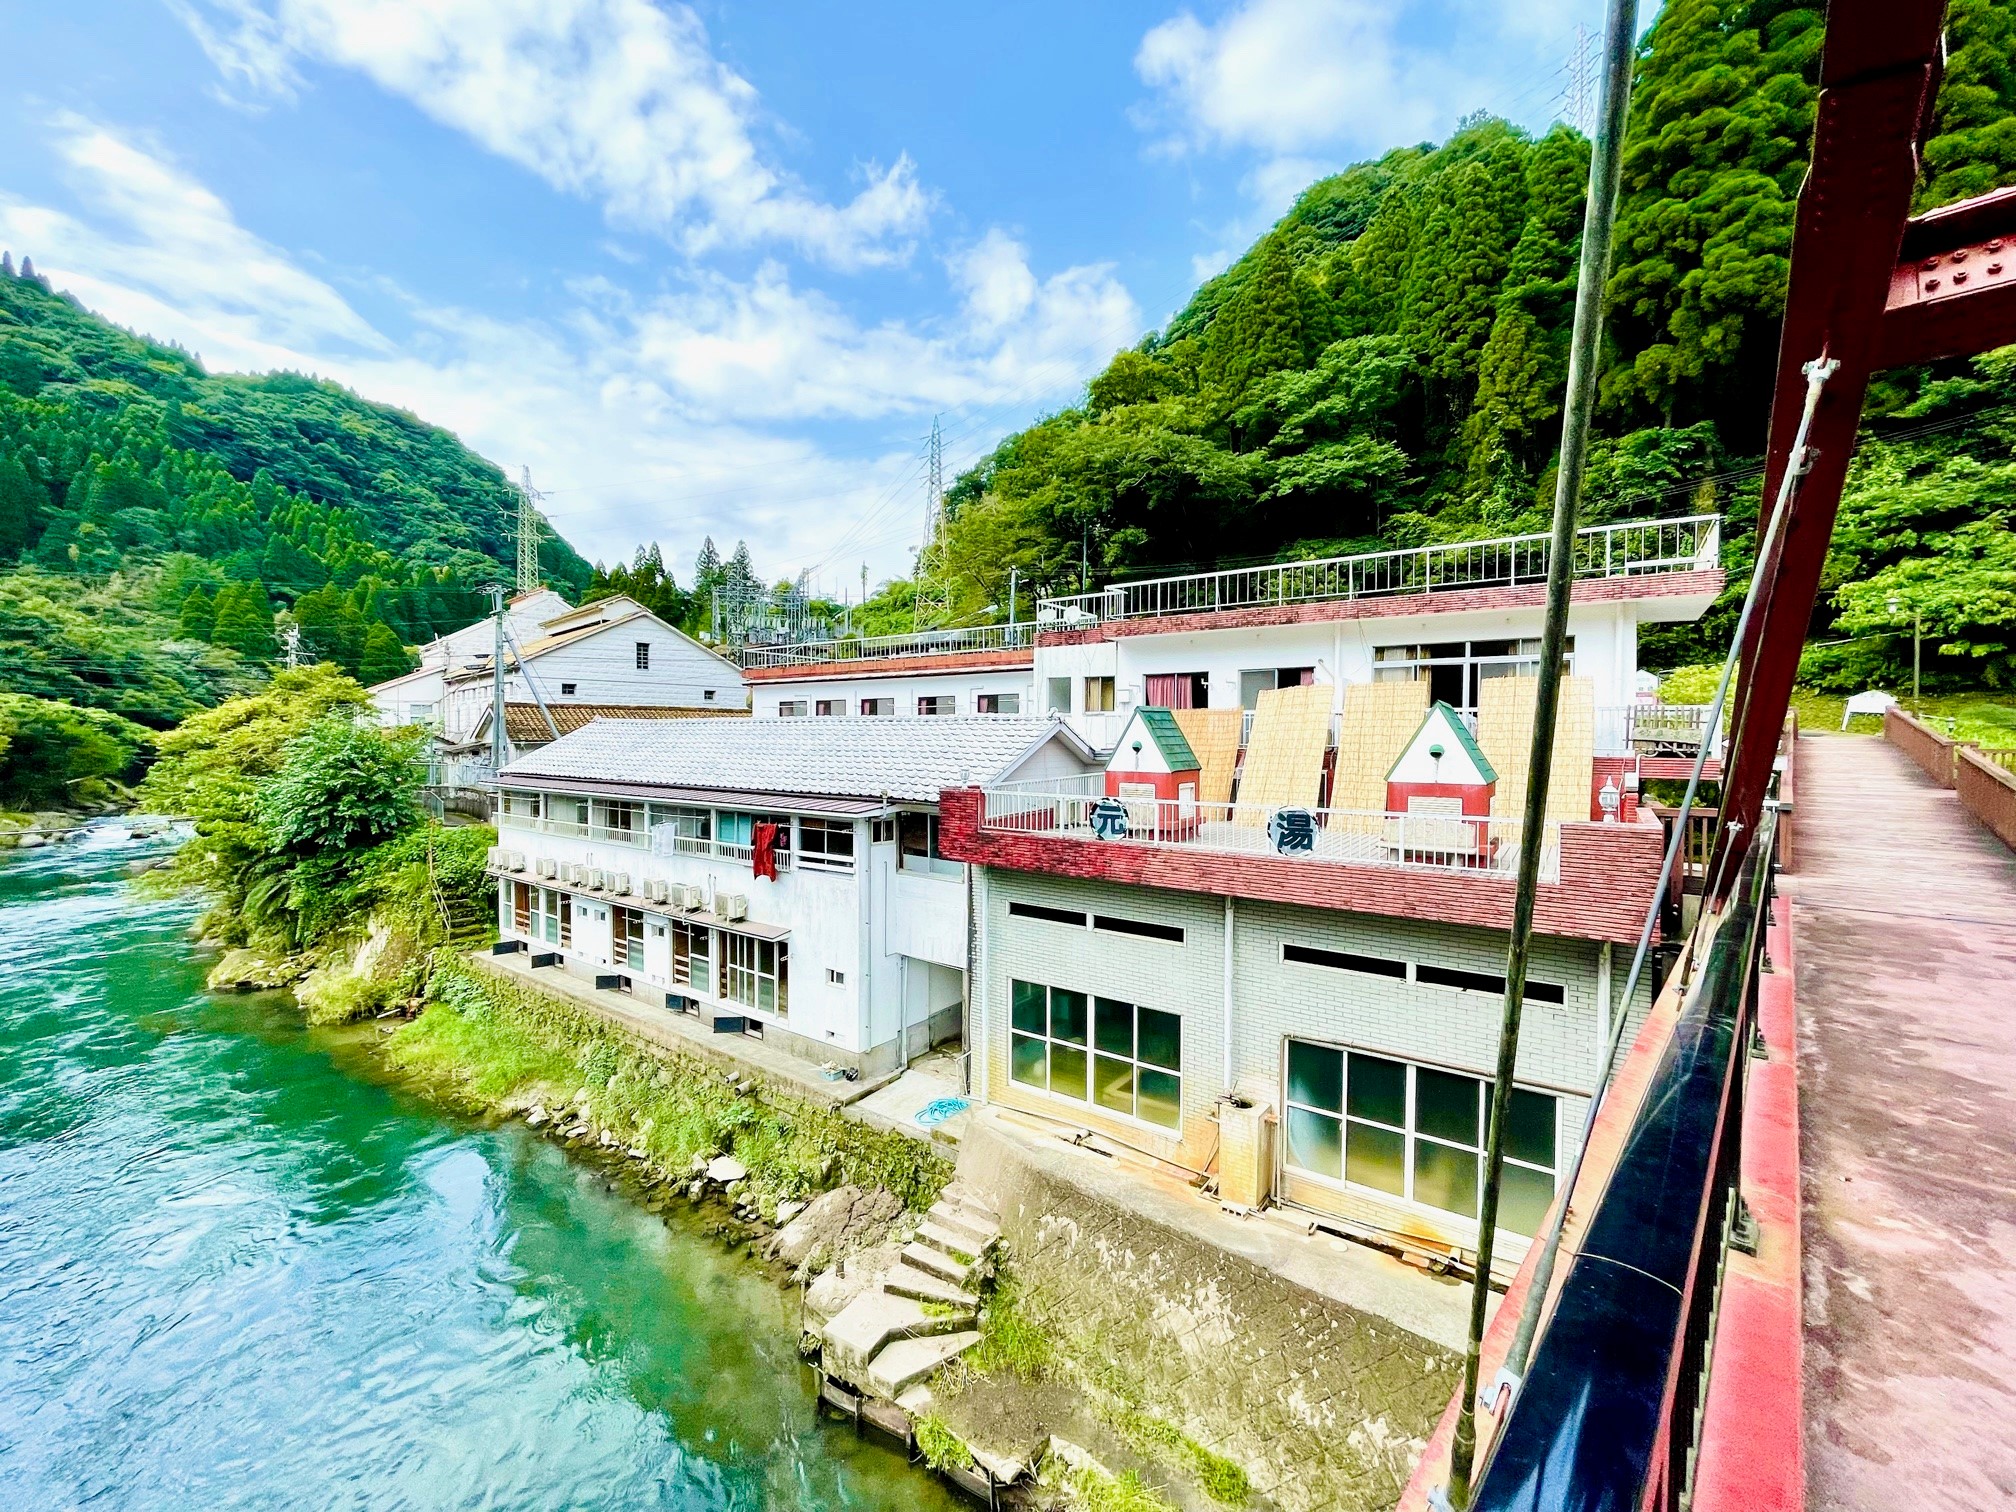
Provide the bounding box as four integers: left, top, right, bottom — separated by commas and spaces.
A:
1135, 0, 1441, 157
171, 0, 931, 270
0, 120, 1137, 582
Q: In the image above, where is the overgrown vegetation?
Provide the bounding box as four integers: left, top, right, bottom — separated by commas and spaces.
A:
1103, 1408, 1250, 1509
135, 665, 491, 966
0, 690, 151, 809
957, 1268, 1055, 1382
1061, 1465, 1179, 1512
911, 1413, 976, 1475
389, 959, 952, 1212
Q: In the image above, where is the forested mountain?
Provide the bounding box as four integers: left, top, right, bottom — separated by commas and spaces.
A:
0, 257, 593, 728
927, 0, 2016, 687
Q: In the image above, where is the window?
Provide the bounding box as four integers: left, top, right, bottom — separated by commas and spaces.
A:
872, 818, 896, 844
899, 812, 958, 877
560, 683, 577, 696
1084, 676, 1115, 712
511, 880, 533, 932
827, 967, 846, 986
778, 700, 809, 717
704, 689, 717, 702
670, 919, 710, 987
405, 702, 436, 723
530, 886, 571, 947
635, 641, 651, 670
721, 933, 787, 1015
1416, 963, 1565, 1005
1046, 676, 1071, 713
1283, 943, 1407, 979
918, 694, 956, 715
1010, 981, 1181, 1130
1093, 914, 1185, 944
1143, 672, 1208, 709
977, 692, 1021, 714
797, 817, 857, 873
1008, 901, 1087, 927
719, 811, 792, 865
860, 697, 894, 716
501, 790, 541, 819
1282, 1042, 1558, 1236
1372, 639, 1575, 715
612, 904, 645, 971
593, 798, 640, 839
815, 699, 846, 716
1239, 668, 1314, 709
650, 804, 712, 847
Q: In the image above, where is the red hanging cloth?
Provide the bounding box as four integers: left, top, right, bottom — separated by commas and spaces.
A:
751, 821, 780, 881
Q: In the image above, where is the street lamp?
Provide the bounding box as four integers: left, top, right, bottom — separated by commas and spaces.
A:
1888, 594, 1922, 707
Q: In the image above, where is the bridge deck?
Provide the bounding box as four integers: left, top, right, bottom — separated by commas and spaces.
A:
1792, 733, 2016, 1508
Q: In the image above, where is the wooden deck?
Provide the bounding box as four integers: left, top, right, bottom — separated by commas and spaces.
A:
1790, 733, 2016, 1508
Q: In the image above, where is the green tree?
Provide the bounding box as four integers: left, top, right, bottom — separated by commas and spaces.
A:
0, 692, 150, 808
210, 581, 276, 660
1399, 133, 1529, 408
358, 621, 414, 684
1201, 233, 1311, 398
262, 716, 422, 856
177, 585, 217, 642
0, 453, 48, 559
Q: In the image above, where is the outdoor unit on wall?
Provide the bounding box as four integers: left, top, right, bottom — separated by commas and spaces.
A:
588, 868, 608, 891
564, 863, 585, 886
507, 851, 527, 873
714, 893, 748, 923
611, 872, 632, 896
537, 858, 559, 879
644, 879, 670, 905
675, 883, 705, 911
485, 846, 503, 870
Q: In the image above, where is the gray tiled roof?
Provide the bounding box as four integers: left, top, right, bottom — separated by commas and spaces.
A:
497, 715, 1092, 803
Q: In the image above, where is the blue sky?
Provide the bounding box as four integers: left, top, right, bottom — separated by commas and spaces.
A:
0, 0, 1605, 594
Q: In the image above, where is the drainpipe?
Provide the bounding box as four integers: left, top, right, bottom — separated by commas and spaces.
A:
972, 863, 989, 1101
1222, 895, 1236, 1094
1596, 940, 1614, 1081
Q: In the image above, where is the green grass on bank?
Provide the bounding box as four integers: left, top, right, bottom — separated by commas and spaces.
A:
1784, 688, 2016, 746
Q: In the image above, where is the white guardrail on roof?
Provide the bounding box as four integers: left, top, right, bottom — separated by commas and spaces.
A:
736, 622, 1034, 669
1033, 513, 1720, 625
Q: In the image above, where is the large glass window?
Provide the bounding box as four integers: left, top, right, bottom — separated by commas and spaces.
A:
530, 886, 571, 947
899, 812, 958, 878
1371, 638, 1575, 715
918, 694, 956, 715
797, 817, 856, 873
511, 880, 533, 932
650, 805, 712, 849
1282, 1042, 1558, 1236
1009, 981, 1181, 1130
976, 692, 1020, 714
612, 904, 645, 971
670, 919, 710, 988
721, 933, 787, 1015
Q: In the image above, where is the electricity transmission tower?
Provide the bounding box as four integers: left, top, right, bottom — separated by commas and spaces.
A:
516, 466, 542, 594
1563, 23, 1598, 137
912, 416, 953, 630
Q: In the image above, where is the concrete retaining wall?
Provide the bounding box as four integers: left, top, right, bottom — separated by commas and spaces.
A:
961, 1120, 1460, 1512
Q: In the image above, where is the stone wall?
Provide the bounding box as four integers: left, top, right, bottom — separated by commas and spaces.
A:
961, 1121, 1460, 1512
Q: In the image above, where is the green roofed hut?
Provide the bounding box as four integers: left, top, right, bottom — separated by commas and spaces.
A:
1104, 706, 1203, 838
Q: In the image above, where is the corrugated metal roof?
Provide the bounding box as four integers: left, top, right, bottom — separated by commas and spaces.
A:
499, 715, 1093, 803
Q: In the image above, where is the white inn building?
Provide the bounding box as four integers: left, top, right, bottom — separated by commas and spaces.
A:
486, 716, 1096, 1076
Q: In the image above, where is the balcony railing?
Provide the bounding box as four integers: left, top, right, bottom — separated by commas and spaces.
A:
978, 777, 1559, 882
736, 622, 1034, 668
498, 812, 652, 848
1034, 514, 1720, 625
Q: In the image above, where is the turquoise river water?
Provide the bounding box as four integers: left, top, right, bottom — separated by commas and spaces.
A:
0, 832, 964, 1511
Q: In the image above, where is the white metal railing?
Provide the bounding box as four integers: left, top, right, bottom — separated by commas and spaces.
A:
978, 782, 1558, 882
649, 827, 793, 872
497, 812, 652, 848
737, 622, 1034, 668
1035, 514, 1719, 624
426, 757, 495, 790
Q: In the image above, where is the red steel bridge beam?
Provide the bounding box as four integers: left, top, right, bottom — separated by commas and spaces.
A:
1709, 0, 2013, 896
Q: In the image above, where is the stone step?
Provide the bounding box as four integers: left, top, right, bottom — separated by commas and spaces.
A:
867, 1330, 983, 1399
940, 1181, 998, 1218
926, 1203, 998, 1250
901, 1240, 974, 1286
882, 1263, 978, 1309
822, 1291, 975, 1380
918, 1219, 992, 1261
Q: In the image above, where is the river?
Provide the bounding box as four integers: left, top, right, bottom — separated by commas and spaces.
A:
0, 830, 964, 1511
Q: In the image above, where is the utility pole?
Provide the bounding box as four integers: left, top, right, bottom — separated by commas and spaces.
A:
486, 583, 509, 775
283, 623, 302, 670
1007, 566, 1019, 629
516, 467, 541, 594
1564, 22, 1597, 137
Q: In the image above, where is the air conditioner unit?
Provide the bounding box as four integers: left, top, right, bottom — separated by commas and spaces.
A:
485, 845, 504, 869
589, 868, 609, 891
536, 858, 559, 880
507, 851, 527, 873
714, 893, 748, 923
674, 883, 704, 911
611, 872, 632, 896
644, 879, 670, 905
